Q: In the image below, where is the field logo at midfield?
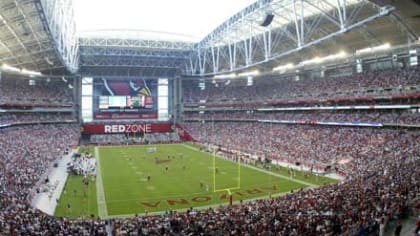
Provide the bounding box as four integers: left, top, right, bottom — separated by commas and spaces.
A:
138, 185, 277, 208
104, 124, 152, 133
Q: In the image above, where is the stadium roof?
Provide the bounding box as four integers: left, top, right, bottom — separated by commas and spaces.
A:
0, 0, 419, 77
189, 0, 420, 76
74, 0, 256, 42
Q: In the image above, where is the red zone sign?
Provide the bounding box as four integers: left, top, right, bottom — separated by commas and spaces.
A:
82, 123, 173, 134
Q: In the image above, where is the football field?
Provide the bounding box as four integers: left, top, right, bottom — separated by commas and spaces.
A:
55, 143, 336, 218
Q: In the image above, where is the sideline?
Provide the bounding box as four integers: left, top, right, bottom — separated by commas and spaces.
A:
95, 146, 108, 218
181, 143, 317, 187
31, 153, 72, 215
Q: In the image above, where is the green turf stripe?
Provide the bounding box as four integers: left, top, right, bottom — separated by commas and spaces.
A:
181, 143, 317, 187
95, 146, 108, 218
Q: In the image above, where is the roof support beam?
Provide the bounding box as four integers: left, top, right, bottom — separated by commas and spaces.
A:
293, 0, 303, 48
0, 11, 36, 69
38, 0, 79, 73
188, 3, 395, 76
263, 29, 272, 60
79, 37, 194, 50
211, 46, 220, 73
197, 49, 206, 75
388, 13, 418, 42
337, 0, 346, 29
303, 0, 341, 28
244, 37, 253, 66
300, 0, 305, 45
13, 0, 43, 51
0, 48, 55, 62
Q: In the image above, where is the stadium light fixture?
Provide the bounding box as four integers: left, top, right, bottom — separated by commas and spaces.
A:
337, 51, 347, 57
1, 64, 42, 77
313, 57, 322, 64
301, 57, 321, 65
376, 43, 391, 50
356, 47, 373, 54
214, 73, 236, 79
238, 70, 259, 77
321, 51, 347, 61
272, 63, 294, 72
1, 64, 20, 72
300, 51, 348, 66
21, 69, 42, 77
355, 43, 391, 55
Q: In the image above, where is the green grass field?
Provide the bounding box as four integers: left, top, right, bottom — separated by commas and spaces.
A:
55, 143, 337, 218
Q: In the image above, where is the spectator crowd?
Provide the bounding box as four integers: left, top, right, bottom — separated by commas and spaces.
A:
183, 67, 420, 106
0, 76, 73, 106
0, 112, 74, 126
0, 124, 107, 235
0, 65, 418, 235
184, 109, 420, 125
185, 122, 419, 174
0, 122, 418, 235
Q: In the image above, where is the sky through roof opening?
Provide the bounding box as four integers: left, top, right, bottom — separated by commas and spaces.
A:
74, 0, 257, 42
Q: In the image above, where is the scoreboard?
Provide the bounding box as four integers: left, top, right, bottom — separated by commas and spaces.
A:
82, 77, 168, 121
99, 95, 153, 109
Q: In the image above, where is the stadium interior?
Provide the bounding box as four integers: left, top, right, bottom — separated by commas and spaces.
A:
0, 0, 419, 235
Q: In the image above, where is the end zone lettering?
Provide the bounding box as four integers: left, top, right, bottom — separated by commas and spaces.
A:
104, 124, 152, 133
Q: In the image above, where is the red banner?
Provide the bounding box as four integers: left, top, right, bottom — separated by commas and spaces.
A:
82, 123, 174, 134
93, 112, 157, 120
175, 124, 195, 142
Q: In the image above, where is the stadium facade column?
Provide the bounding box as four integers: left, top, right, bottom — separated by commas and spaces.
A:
74, 75, 81, 123
173, 76, 183, 123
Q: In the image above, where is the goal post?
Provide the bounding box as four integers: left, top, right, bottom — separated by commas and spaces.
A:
212, 148, 241, 205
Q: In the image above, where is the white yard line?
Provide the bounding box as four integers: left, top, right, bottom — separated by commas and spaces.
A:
95, 146, 108, 218
181, 144, 317, 187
